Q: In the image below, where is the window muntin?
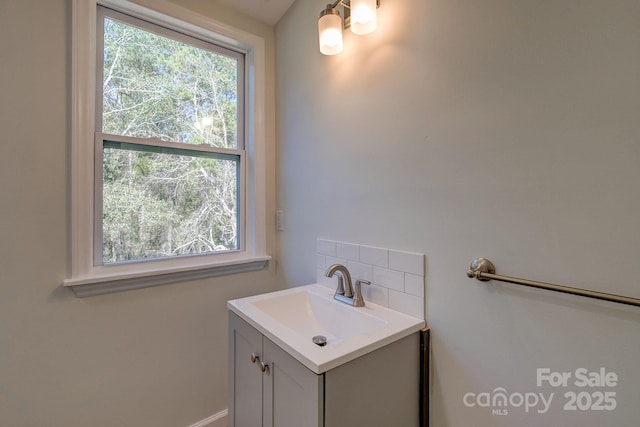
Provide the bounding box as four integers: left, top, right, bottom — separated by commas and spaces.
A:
96, 6, 245, 265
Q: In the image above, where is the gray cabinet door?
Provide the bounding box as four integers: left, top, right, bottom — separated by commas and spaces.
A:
262, 337, 323, 427
229, 312, 263, 427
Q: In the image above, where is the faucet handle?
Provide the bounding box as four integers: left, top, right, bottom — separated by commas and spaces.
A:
353, 280, 370, 307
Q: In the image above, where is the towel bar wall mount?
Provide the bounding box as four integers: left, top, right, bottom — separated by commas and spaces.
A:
466, 257, 640, 308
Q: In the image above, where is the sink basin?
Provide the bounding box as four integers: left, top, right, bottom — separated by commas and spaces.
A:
251, 287, 387, 341
228, 284, 425, 373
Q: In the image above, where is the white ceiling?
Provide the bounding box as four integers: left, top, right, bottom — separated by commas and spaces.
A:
216, 0, 297, 25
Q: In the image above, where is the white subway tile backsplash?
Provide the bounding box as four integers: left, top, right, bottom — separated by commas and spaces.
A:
316, 239, 425, 319
389, 290, 424, 319
404, 273, 424, 298
361, 283, 389, 307
325, 256, 347, 269
347, 260, 373, 282
337, 242, 360, 261
373, 267, 405, 292
317, 239, 337, 256
389, 250, 424, 275
359, 245, 389, 268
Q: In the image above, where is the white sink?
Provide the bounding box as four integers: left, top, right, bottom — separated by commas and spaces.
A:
228, 284, 425, 373
251, 286, 387, 341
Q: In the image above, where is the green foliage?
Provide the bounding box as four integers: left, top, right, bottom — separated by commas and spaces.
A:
100, 15, 240, 263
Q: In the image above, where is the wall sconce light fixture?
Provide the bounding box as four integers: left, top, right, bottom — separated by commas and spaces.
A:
318, 0, 381, 55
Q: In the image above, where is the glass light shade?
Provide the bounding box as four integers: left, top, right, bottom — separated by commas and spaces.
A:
318, 11, 343, 55
350, 0, 377, 35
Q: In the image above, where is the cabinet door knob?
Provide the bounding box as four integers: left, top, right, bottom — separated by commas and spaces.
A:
259, 361, 269, 373
250, 353, 259, 363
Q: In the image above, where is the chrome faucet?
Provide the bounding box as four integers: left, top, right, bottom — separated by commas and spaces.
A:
325, 264, 370, 307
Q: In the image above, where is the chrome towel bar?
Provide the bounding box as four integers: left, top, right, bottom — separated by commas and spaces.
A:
466, 257, 640, 308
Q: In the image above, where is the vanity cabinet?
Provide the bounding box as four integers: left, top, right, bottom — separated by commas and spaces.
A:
228, 312, 422, 427
228, 312, 322, 427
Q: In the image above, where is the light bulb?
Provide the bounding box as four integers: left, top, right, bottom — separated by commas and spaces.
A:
350, 0, 377, 35
318, 7, 343, 55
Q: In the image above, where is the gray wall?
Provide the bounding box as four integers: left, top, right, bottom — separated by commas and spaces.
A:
0, 1, 278, 426
276, 1, 640, 426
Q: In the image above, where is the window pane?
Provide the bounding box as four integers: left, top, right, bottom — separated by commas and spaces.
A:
102, 142, 239, 263
102, 14, 240, 148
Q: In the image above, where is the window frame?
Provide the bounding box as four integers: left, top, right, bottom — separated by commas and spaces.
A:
65, 0, 269, 297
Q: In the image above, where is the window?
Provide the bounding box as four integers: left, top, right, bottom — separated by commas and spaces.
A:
97, 7, 244, 264
66, 0, 269, 296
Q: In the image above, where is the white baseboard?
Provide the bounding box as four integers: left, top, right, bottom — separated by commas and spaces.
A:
187, 409, 228, 427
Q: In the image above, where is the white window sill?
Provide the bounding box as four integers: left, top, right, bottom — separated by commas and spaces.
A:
63, 255, 271, 297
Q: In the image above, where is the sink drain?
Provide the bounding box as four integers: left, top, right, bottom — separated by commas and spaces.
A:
312, 335, 327, 347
